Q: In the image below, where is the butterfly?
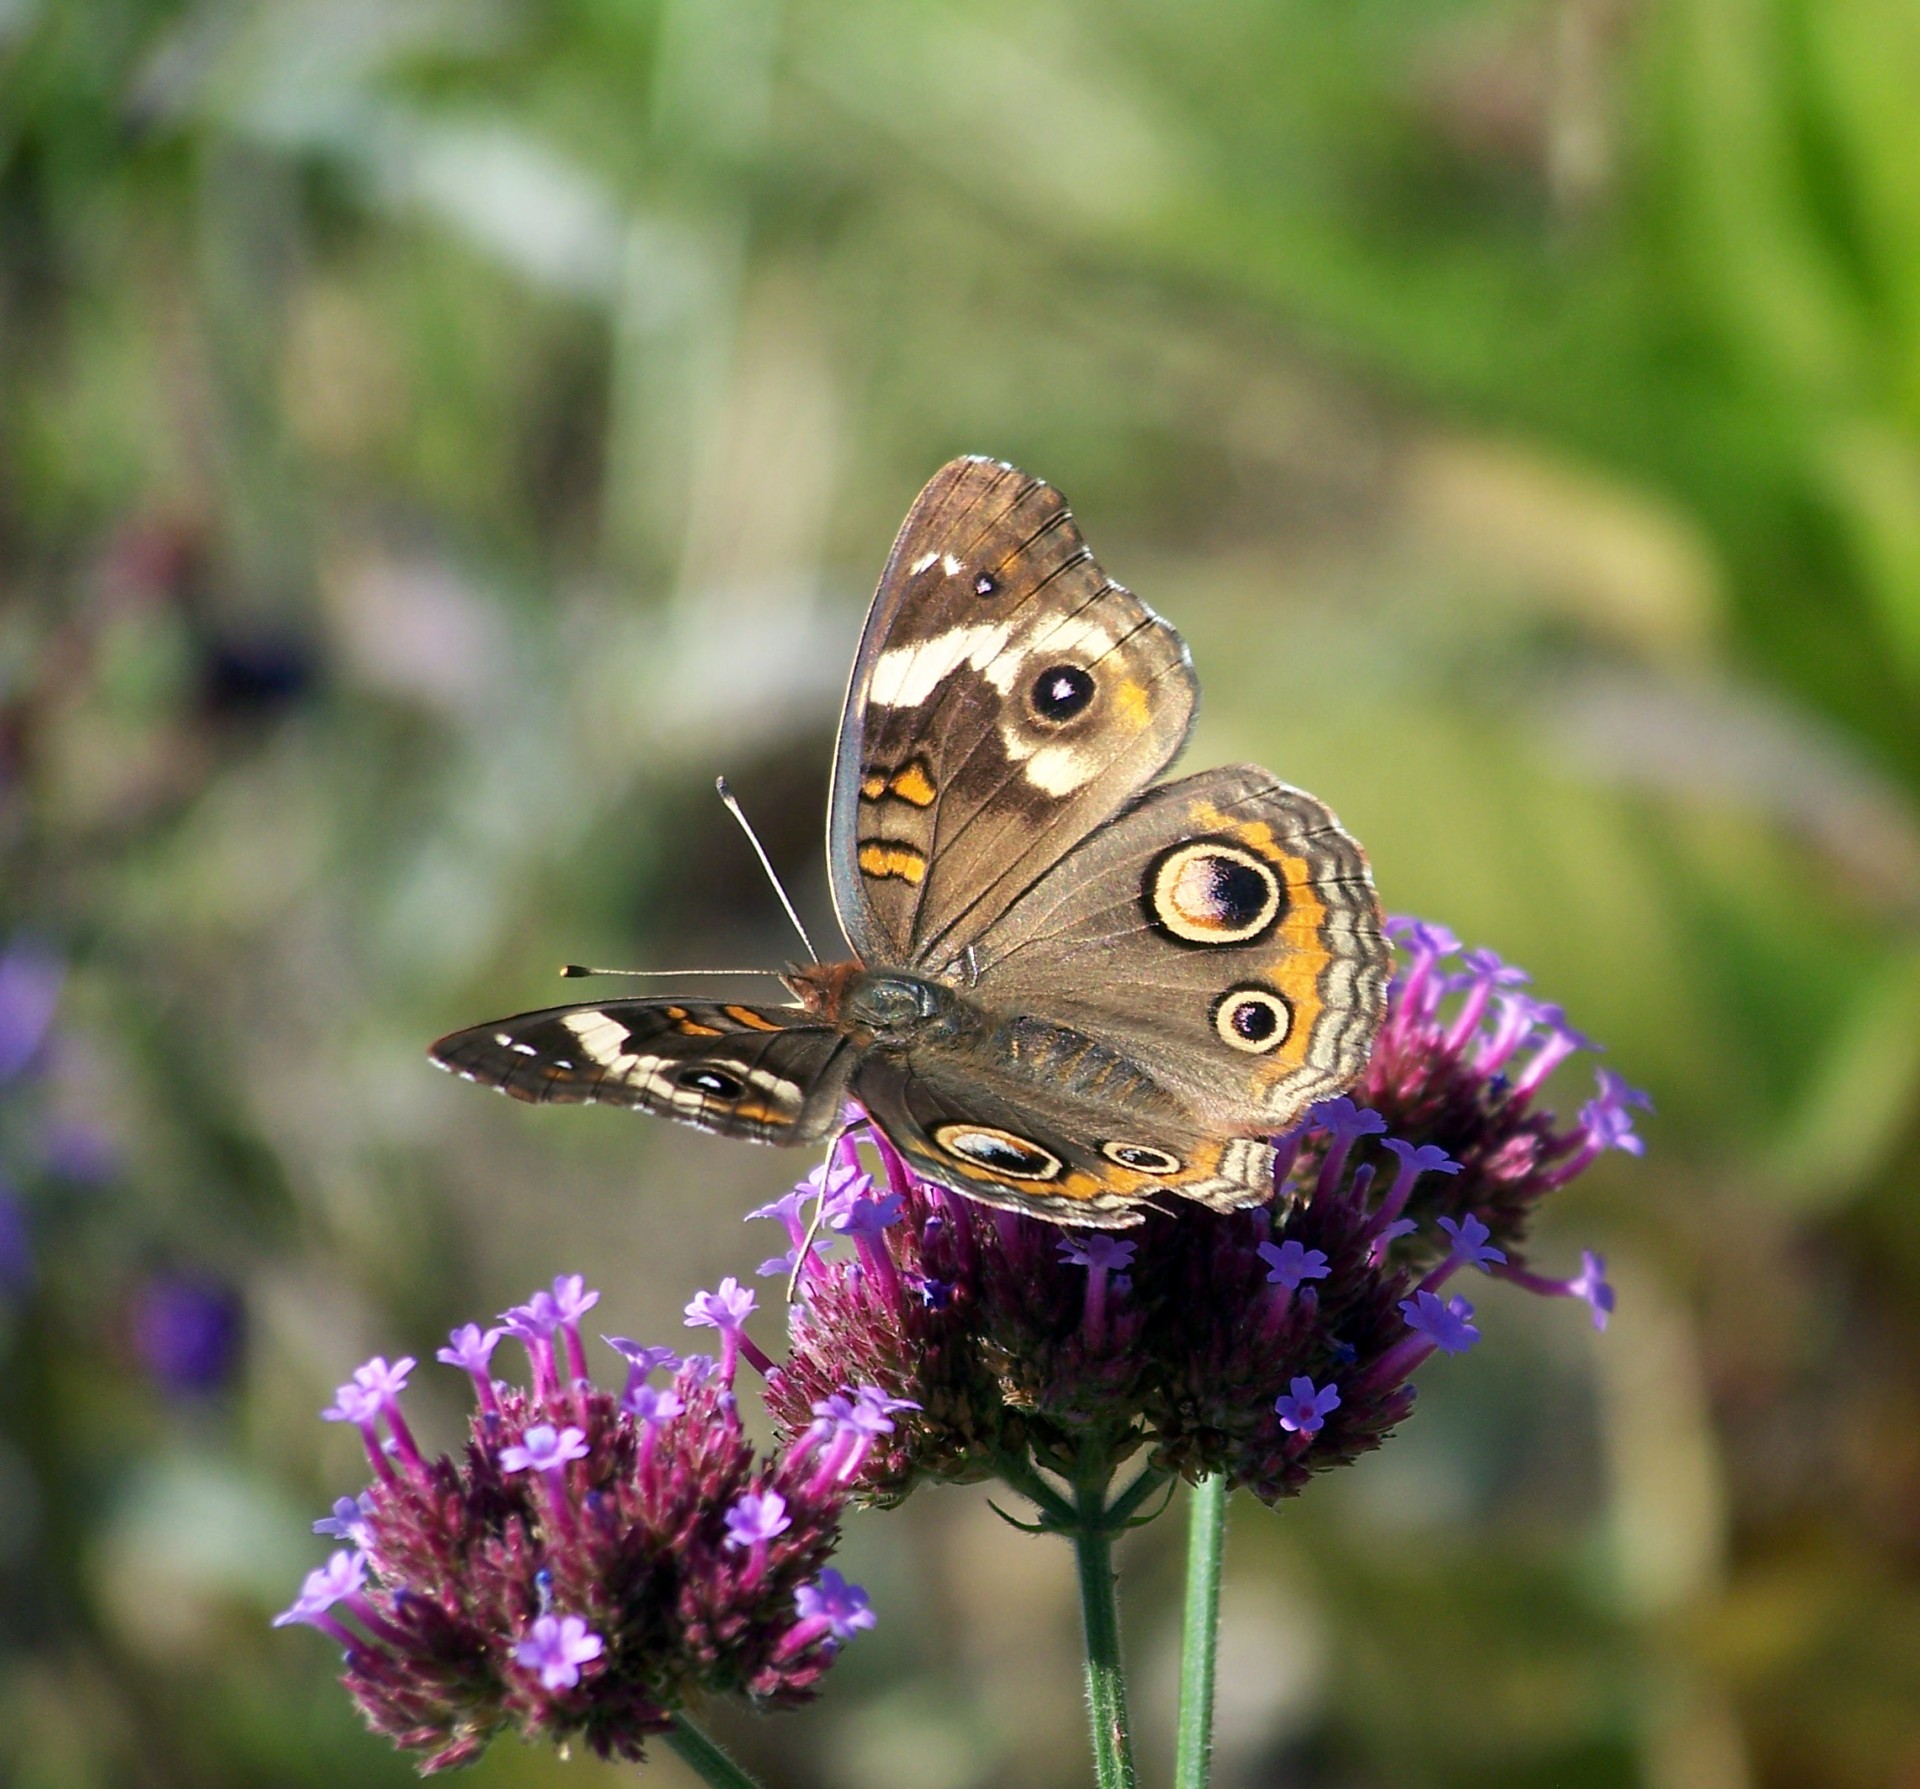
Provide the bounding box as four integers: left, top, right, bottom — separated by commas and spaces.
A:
431, 457, 1389, 1227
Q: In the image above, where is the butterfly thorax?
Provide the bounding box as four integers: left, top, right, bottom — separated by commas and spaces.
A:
786, 961, 969, 1048
788, 960, 1183, 1116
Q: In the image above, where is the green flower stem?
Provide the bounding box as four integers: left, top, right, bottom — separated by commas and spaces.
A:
1071, 1470, 1139, 1789
664, 1715, 763, 1789
1174, 1473, 1227, 1789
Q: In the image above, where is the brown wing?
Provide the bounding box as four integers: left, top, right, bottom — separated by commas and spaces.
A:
963, 765, 1389, 1133
850, 1049, 1277, 1229
827, 457, 1196, 970
430, 1000, 854, 1145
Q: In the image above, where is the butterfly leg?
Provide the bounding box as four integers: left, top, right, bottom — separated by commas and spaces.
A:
786, 1117, 866, 1303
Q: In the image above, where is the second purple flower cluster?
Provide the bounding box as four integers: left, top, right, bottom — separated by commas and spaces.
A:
277, 1275, 890, 1772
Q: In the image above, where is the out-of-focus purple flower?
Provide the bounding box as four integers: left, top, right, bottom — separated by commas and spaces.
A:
40, 1119, 119, 1185
129, 1272, 245, 1394
514, 1614, 604, 1692
0, 1183, 31, 1299
0, 942, 63, 1083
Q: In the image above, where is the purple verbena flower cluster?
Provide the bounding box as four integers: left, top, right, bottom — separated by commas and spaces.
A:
277, 1275, 884, 1772
282, 915, 1643, 1772
759, 917, 1642, 1506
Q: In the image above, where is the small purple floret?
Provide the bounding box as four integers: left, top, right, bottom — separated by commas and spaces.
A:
273, 1549, 366, 1626
686, 1279, 756, 1331
1570, 1250, 1615, 1330
350, 1355, 415, 1399
1437, 1214, 1507, 1272
322, 1382, 383, 1426
1274, 1377, 1341, 1435
1309, 1097, 1388, 1143
548, 1274, 598, 1324
794, 1568, 875, 1640
1058, 1235, 1137, 1273
437, 1324, 501, 1375
513, 1613, 604, 1691
1257, 1238, 1330, 1290
724, 1489, 791, 1549
314, 1493, 372, 1542
1400, 1290, 1480, 1354
623, 1384, 684, 1424
500, 1424, 590, 1475
834, 1191, 906, 1239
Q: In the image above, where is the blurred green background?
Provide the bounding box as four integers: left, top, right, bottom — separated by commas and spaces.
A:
4, 1, 1919, 1784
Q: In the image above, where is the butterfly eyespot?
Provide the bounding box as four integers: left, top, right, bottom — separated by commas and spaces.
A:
1212, 986, 1293, 1054
974, 572, 998, 597
932, 1123, 1064, 1181
677, 1066, 746, 1098
1029, 664, 1095, 723
1144, 840, 1284, 946
1101, 1141, 1183, 1174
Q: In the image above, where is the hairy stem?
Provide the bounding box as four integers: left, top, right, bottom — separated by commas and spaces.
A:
1071, 1467, 1138, 1789
1174, 1473, 1227, 1789
664, 1715, 763, 1789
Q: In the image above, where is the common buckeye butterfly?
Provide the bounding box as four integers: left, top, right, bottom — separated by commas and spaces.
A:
431, 458, 1389, 1227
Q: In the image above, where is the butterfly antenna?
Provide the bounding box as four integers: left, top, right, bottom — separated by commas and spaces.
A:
558, 965, 784, 979
716, 776, 820, 961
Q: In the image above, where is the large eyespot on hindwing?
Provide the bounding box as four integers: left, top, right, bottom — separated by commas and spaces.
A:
1143, 839, 1285, 947
931, 1122, 1064, 1181
1100, 1141, 1183, 1174
1211, 984, 1294, 1054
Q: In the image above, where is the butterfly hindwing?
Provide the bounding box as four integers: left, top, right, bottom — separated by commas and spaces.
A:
429, 1001, 852, 1144
828, 457, 1197, 971
849, 1049, 1277, 1229
964, 764, 1389, 1136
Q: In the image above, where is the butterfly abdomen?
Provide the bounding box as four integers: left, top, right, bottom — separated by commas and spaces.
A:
1000, 1015, 1181, 1112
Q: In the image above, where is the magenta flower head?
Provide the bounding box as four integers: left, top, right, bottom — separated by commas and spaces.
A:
761, 916, 1644, 1510
277, 1278, 879, 1772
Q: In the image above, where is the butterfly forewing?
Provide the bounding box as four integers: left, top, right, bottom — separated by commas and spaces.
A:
430, 1000, 852, 1144
828, 457, 1197, 970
